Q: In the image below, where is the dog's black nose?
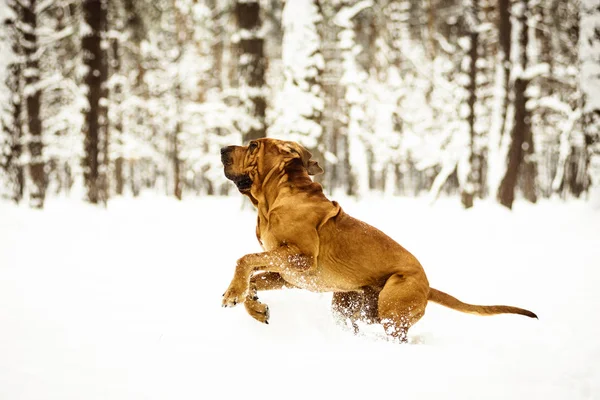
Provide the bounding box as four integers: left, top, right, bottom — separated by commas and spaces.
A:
221, 146, 233, 165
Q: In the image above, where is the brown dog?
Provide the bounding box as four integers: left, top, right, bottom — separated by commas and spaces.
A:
220, 138, 536, 342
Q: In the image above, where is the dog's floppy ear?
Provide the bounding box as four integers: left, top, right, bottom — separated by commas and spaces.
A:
281, 142, 324, 176
306, 159, 324, 176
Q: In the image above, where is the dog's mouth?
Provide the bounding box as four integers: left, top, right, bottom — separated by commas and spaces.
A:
234, 175, 252, 192
224, 171, 253, 192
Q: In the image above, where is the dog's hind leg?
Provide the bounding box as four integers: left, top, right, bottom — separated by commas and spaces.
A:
378, 273, 428, 343
244, 272, 292, 324
332, 287, 380, 334
332, 292, 364, 334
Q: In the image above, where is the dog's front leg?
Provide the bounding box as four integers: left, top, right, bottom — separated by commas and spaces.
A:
243, 273, 291, 324
222, 246, 313, 308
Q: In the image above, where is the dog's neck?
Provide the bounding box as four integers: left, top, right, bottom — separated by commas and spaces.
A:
250, 160, 326, 214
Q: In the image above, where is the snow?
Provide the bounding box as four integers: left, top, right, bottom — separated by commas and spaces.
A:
1, 195, 599, 399
333, 1, 373, 29
580, 0, 600, 113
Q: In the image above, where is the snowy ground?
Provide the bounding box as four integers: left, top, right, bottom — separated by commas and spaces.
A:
1, 194, 599, 399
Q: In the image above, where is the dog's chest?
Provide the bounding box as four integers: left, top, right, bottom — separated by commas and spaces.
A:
256, 217, 278, 250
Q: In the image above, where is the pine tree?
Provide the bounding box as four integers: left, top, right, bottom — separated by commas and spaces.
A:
270, 0, 325, 162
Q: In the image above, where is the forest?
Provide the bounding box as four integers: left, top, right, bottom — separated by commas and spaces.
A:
0, 0, 599, 209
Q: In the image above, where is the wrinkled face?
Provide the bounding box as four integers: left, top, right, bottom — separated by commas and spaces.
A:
220, 138, 323, 193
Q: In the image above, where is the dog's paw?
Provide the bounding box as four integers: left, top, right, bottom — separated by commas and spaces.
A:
222, 283, 248, 308
244, 298, 270, 324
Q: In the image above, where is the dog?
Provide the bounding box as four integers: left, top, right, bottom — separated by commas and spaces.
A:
220, 138, 537, 342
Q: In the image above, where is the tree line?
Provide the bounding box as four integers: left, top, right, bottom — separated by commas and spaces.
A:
0, 0, 598, 209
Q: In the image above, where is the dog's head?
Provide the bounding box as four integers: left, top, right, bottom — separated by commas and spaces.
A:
221, 138, 323, 194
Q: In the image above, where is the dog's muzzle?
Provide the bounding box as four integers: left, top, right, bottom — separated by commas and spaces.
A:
221, 146, 252, 192
220, 146, 233, 166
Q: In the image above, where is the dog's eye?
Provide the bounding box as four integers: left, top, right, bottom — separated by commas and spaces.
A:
249, 142, 258, 151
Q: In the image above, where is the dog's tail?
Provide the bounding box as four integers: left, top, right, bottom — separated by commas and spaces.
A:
428, 288, 537, 319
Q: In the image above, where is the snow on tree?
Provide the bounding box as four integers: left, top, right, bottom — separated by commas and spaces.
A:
234, 0, 267, 143
107, 0, 127, 196
169, 0, 214, 199
41, 2, 85, 197
0, 0, 596, 206
106, 0, 159, 198
334, 0, 373, 197
183, 0, 246, 195
459, 0, 482, 209
365, 1, 404, 195
270, 0, 325, 161
487, 0, 512, 200
497, 0, 535, 209
2, 1, 84, 204
580, 0, 600, 194
580, 0, 600, 128
20, 0, 47, 208
1, 2, 25, 203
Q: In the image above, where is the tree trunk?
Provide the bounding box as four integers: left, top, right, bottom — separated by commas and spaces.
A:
235, 0, 267, 142
82, 0, 109, 205
173, 84, 183, 201
461, 0, 480, 209
497, 0, 531, 209
22, 0, 46, 208
320, 2, 344, 193
108, 30, 124, 196
519, 0, 538, 203
520, 118, 538, 203
129, 160, 140, 197
497, 0, 511, 141
110, 35, 124, 196
207, 0, 224, 91
486, 0, 512, 198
